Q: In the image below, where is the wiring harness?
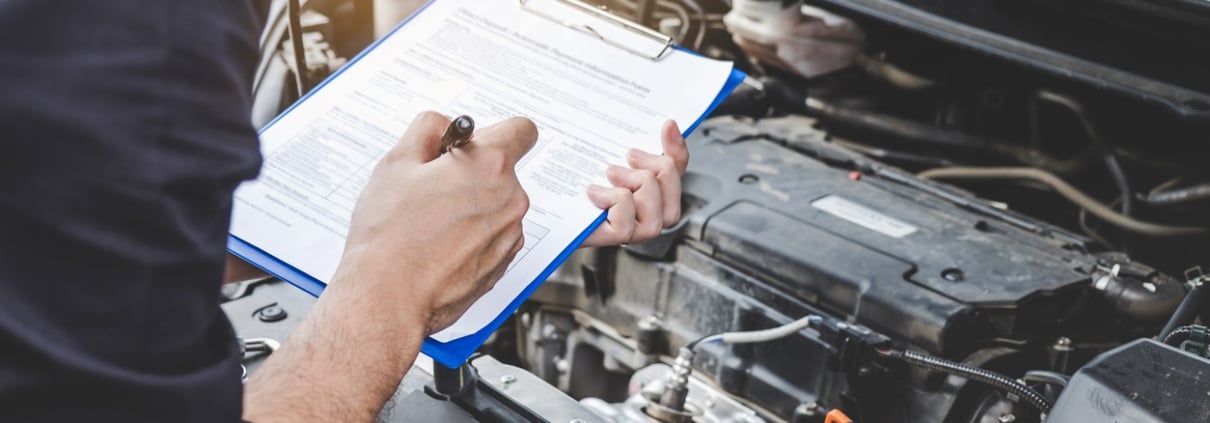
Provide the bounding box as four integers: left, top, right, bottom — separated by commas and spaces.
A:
876, 348, 1054, 414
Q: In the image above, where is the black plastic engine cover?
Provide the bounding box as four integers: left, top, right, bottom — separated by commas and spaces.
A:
1048, 339, 1210, 422
681, 116, 1095, 355
532, 116, 1117, 421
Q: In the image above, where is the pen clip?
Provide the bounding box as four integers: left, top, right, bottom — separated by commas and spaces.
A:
519, 0, 675, 61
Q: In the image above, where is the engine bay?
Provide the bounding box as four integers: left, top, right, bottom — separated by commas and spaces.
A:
230, 1, 1210, 421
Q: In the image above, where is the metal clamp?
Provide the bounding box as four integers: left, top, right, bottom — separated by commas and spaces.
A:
519, 0, 675, 61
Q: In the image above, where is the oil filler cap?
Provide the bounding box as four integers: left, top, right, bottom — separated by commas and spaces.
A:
256, 303, 288, 323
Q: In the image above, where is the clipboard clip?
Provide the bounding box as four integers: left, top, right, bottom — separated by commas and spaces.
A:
519, 0, 675, 61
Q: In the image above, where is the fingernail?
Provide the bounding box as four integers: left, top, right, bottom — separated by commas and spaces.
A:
628, 149, 648, 161
587, 184, 605, 194
607, 164, 627, 176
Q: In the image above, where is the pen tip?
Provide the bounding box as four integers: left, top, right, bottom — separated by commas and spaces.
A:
456, 115, 474, 130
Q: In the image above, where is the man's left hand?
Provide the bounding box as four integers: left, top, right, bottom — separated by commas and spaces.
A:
584, 119, 688, 247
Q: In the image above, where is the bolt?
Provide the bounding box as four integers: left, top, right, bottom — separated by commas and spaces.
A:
998, 414, 1016, 423
569, 419, 586, 423
1055, 337, 1073, 350
794, 401, 819, 416
542, 324, 560, 340
256, 304, 287, 322
942, 268, 966, 282
500, 375, 517, 385
638, 315, 661, 330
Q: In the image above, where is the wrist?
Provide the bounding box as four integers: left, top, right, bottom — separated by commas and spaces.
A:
326, 251, 434, 339
244, 262, 429, 422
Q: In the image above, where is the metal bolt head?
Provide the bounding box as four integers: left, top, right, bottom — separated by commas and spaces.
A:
256, 305, 287, 322
794, 401, 819, 416
638, 315, 661, 330
998, 414, 1016, 423
542, 324, 561, 340
941, 268, 966, 282
569, 419, 586, 423
500, 375, 517, 385
1054, 336, 1073, 351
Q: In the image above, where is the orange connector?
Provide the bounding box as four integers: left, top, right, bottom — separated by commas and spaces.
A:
824, 409, 854, 423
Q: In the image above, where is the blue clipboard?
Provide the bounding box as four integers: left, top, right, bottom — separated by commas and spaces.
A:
228, 0, 747, 368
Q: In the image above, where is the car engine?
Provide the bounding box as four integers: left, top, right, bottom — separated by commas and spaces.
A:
229, 0, 1210, 422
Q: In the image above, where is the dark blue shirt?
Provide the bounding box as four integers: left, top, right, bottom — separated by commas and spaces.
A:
1, 1, 268, 421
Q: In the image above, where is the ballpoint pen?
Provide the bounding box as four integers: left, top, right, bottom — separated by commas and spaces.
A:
440, 115, 475, 154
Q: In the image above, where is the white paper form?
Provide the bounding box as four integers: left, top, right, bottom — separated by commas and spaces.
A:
230, 0, 734, 341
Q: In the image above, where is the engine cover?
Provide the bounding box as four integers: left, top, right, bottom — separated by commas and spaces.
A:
676, 115, 1097, 355
529, 116, 1149, 421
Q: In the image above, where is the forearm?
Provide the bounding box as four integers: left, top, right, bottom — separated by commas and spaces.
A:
241, 113, 540, 421
242, 274, 426, 422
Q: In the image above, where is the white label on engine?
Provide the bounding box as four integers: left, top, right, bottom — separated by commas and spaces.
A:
811, 195, 918, 238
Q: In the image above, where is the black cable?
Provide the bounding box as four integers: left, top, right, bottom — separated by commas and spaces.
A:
881, 349, 1053, 413
1034, 91, 1133, 217
678, 0, 707, 51
287, 0, 309, 98
807, 99, 1089, 173
684, 335, 708, 351
1159, 283, 1209, 341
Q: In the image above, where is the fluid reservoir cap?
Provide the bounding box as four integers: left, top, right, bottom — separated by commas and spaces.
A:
257, 304, 288, 322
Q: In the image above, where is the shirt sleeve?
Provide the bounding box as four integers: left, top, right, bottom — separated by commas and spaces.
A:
0, 1, 268, 421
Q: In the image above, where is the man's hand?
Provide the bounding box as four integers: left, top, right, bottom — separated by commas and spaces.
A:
583, 119, 688, 247
244, 112, 537, 423
334, 111, 536, 334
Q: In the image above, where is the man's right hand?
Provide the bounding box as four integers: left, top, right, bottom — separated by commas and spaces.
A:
333, 111, 538, 335
244, 111, 537, 423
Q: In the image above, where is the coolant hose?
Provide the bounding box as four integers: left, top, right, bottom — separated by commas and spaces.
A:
887, 349, 1053, 413
1159, 283, 1210, 341
1097, 272, 1185, 322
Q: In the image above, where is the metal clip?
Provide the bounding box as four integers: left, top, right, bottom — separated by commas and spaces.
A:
1185, 266, 1207, 289
519, 0, 675, 61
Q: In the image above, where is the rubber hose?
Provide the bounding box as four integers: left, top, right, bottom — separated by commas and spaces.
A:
1159, 284, 1210, 341
1146, 183, 1210, 206
1163, 325, 1198, 346
1098, 273, 1185, 322
918, 167, 1208, 237
894, 350, 1053, 413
